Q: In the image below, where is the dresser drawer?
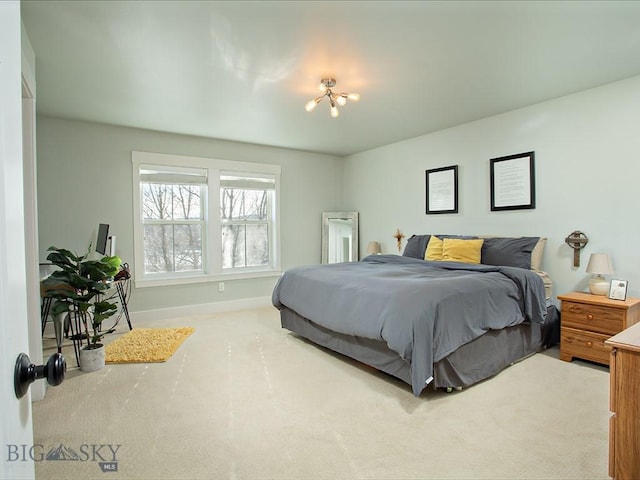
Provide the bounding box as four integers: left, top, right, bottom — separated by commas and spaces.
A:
560, 326, 612, 365
561, 301, 624, 335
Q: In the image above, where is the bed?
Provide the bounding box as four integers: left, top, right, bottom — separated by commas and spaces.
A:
272, 234, 559, 396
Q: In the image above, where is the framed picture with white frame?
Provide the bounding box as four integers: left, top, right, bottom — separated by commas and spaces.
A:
608, 279, 628, 301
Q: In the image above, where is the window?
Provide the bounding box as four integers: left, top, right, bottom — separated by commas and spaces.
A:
132, 151, 280, 287
220, 172, 275, 270
141, 166, 207, 275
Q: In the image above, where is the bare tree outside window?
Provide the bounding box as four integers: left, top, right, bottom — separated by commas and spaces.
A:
134, 153, 280, 285
220, 188, 270, 269
143, 183, 203, 273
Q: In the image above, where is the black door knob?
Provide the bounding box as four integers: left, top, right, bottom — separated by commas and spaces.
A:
14, 352, 66, 399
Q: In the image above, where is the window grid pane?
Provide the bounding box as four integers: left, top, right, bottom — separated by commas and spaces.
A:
221, 223, 269, 269
143, 184, 202, 221
220, 188, 268, 221
143, 223, 203, 274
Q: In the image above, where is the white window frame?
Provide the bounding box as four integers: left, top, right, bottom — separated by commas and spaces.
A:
132, 151, 281, 288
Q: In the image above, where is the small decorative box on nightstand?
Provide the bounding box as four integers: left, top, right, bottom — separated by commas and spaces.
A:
557, 291, 640, 366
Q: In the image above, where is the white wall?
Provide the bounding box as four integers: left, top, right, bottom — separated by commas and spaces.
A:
36, 117, 342, 313
343, 75, 640, 303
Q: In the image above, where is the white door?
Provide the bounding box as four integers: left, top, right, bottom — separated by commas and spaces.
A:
1, 2, 36, 479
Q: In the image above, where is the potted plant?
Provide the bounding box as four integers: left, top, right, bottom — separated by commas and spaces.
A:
42, 245, 122, 372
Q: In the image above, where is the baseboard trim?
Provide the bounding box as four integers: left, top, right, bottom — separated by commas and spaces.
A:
130, 296, 273, 323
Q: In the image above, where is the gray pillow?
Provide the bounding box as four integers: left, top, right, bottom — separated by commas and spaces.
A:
481, 237, 540, 269
402, 235, 431, 259
437, 234, 478, 240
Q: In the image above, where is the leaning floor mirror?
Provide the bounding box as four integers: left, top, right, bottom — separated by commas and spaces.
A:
321, 212, 359, 264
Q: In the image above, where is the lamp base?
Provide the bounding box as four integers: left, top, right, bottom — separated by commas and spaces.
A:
589, 275, 609, 296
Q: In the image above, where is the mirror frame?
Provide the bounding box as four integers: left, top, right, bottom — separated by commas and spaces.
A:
321, 212, 359, 264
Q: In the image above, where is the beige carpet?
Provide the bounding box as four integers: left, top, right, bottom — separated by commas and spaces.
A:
34, 307, 610, 479
105, 327, 195, 363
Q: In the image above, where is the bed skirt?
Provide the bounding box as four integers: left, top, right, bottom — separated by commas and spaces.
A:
280, 305, 559, 392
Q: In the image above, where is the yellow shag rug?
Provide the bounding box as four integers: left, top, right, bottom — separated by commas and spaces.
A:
105, 327, 195, 364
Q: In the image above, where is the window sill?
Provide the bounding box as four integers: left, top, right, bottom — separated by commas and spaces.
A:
134, 269, 282, 289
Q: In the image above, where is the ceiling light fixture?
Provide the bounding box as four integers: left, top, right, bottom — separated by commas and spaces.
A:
304, 78, 360, 118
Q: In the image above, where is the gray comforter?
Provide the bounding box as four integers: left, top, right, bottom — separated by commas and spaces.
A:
272, 254, 547, 396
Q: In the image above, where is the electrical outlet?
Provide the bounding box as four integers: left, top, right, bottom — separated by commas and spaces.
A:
218, 282, 225, 292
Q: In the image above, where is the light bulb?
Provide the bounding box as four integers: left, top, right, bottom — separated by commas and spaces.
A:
347, 93, 360, 101
330, 100, 339, 118
336, 94, 347, 106
305, 97, 322, 112
319, 82, 328, 93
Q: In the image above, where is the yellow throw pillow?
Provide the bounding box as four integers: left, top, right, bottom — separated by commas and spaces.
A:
424, 236, 444, 261
442, 238, 484, 264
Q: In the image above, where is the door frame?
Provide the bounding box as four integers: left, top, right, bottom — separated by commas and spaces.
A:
22, 22, 44, 402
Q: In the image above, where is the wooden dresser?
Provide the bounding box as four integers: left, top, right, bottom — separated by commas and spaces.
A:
557, 292, 640, 365
606, 322, 640, 479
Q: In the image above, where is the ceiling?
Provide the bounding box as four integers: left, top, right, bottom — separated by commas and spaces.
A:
20, 1, 640, 157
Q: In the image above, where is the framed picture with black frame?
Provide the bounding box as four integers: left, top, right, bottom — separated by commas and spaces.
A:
426, 165, 458, 214
490, 151, 535, 211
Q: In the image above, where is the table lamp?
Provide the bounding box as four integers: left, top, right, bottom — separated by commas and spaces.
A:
586, 253, 614, 295
367, 241, 381, 255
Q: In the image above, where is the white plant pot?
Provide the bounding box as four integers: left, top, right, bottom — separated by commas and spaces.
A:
79, 344, 105, 372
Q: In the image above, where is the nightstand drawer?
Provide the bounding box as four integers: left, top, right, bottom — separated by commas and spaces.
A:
560, 326, 611, 365
561, 301, 624, 335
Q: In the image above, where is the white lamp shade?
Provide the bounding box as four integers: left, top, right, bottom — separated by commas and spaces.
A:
586, 253, 614, 274
586, 253, 613, 295
367, 241, 381, 255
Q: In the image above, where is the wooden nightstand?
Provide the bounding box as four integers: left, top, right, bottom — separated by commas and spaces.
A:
557, 291, 640, 366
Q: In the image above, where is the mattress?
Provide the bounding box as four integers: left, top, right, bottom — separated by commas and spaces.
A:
280, 304, 559, 392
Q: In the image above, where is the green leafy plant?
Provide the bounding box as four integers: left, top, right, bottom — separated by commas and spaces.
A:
42, 245, 122, 349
